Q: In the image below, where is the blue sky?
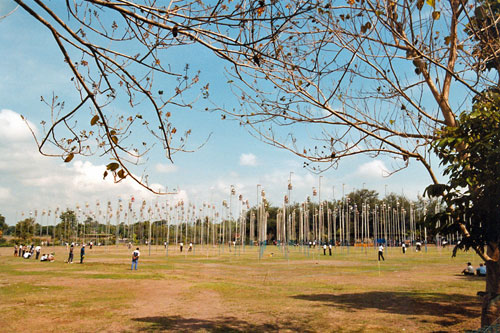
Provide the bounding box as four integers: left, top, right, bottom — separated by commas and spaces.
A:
0, 2, 445, 225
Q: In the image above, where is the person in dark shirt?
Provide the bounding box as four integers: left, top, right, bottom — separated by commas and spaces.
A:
80, 244, 85, 264
67, 244, 74, 263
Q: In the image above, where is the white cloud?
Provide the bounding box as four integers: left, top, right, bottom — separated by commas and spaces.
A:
239, 153, 257, 166
0, 109, 37, 142
0, 186, 11, 200
0, 109, 167, 224
356, 160, 389, 178
155, 163, 178, 173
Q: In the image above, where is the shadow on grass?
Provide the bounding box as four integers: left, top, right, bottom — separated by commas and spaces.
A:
291, 291, 480, 326
133, 315, 311, 332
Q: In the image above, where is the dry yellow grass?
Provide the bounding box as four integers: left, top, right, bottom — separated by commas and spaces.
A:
0, 244, 485, 332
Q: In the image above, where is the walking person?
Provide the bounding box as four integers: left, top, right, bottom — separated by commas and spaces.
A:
402, 243, 406, 254
323, 244, 327, 255
131, 247, 140, 270
80, 244, 85, 264
67, 244, 74, 263
179, 242, 183, 253
14, 245, 18, 257
378, 244, 385, 261
328, 244, 332, 256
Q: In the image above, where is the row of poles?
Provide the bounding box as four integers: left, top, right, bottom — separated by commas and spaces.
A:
16, 178, 458, 254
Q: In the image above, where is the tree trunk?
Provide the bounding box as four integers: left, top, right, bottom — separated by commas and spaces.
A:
481, 242, 500, 327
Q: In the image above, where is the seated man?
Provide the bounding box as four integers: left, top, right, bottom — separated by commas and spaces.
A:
23, 251, 32, 259
462, 262, 475, 276
476, 263, 487, 276
40, 254, 48, 261
47, 253, 55, 262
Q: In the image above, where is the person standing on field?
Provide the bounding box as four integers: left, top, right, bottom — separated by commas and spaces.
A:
67, 244, 74, 263
131, 247, 140, 270
35, 245, 41, 260
80, 244, 85, 264
378, 244, 385, 261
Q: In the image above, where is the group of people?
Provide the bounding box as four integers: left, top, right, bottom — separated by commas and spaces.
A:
14, 244, 54, 262
462, 262, 487, 276
178, 242, 194, 252
66, 243, 86, 264
322, 244, 333, 256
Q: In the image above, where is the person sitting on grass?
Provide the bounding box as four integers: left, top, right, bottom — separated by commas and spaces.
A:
48, 253, 55, 262
462, 262, 475, 276
23, 251, 32, 259
476, 263, 487, 276
40, 254, 48, 262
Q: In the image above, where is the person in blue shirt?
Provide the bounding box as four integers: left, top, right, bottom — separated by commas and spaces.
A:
80, 244, 85, 264
476, 263, 487, 276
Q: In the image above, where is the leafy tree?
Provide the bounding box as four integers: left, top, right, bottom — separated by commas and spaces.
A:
0, 214, 6, 237
427, 89, 500, 326
347, 189, 379, 211
57, 210, 77, 242
15, 218, 35, 241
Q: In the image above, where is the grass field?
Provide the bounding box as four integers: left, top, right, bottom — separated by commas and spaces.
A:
0, 244, 486, 332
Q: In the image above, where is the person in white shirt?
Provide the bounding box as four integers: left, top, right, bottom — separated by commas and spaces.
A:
401, 243, 406, 254
35, 245, 42, 260
323, 244, 327, 255
378, 244, 385, 261
131, 248, 140, 270
40, 254, 48, 262
462, 262, 475, 276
